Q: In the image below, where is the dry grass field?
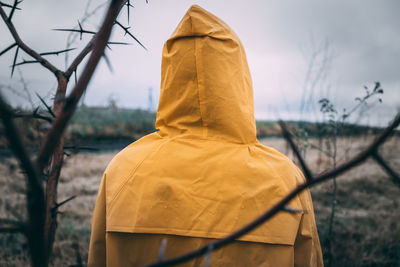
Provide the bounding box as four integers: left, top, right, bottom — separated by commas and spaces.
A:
0, 135, 399, 266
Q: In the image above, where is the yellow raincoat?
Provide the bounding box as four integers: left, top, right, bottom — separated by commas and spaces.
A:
88, 5, 323, 267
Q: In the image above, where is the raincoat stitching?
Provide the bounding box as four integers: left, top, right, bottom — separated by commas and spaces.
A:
192, 16, 207, 138
105, 226, 296, 245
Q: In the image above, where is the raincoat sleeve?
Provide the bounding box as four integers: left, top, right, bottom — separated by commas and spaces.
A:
88, 174, 107, 267
294, 185, 324, 266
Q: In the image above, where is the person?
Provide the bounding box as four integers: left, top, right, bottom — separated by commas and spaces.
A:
88, 5, 323, 267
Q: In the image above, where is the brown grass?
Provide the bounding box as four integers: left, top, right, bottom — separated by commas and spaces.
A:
0, 136, 399, 266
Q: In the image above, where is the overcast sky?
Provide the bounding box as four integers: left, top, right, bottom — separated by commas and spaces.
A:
1, 0, 399, 125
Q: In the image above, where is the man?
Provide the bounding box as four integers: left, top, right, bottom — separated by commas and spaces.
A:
88, 5, 323, 266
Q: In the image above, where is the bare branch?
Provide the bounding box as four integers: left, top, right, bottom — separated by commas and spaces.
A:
40, 48, 76, 56
52, 195, 77, 213
53, 26, 96, 40
36, 92, 56, 118
64, 39, 94, 78
0, 225, 25, 233
0, 218, 25, 233
372, 151, 400, 186
279, 121, 314, 181
0, 94, 46, 267
12, 110, 53, 123
36, 0, 127, 173
7, 0, 21, 22
0, 5, 60, 76
0, 1, 21, 10
13, 59, 41, 67
0, 42, 17, 56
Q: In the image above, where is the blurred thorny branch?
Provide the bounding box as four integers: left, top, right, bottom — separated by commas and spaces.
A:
0, 0, 146, 266
147, 113, 400, 266
316, 81, 385, 267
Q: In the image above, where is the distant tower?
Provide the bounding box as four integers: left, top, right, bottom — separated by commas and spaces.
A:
148, 87, 154, 111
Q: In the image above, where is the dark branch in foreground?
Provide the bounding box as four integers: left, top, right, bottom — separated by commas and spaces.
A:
372, 151, 400, 185
0, 5, 60, 76
0, 94, 46, 267
35, 0, 127, 177
147, 113, 400, 267
279, 121, 314, 181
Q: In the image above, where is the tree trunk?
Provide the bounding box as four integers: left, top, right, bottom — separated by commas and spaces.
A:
44, 74, 68, 265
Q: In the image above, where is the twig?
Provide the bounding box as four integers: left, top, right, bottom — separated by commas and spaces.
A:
279, 121, 314, 181
52, 195, 77, 213
12, 110, 53, 123
7, 0, 21, 22
0, 1, 21, 10
114, 20, 147, 50
372, 151, 400, 186
0, 42, 17, 56
40, 48, 76, 56
36, 0, 127, 175
35, 92, 56, 118
0, 94, 46, 267
53, 21, 96, 40
0, 5, 60, 76
13, 59, 41, 67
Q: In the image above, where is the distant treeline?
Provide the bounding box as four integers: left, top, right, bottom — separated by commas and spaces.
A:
0, 106, 395, 150
70, 106, 391, 140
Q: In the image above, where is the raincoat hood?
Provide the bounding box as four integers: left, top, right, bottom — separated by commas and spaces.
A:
156, 5, 257, 144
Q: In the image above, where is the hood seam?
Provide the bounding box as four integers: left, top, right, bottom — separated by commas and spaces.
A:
191, 15, 207, 138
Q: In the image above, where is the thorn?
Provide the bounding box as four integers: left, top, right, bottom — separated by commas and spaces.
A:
11, 45, 19, 77
78, 20, 83, 40
13, 59, 41, 67
7, 0, 22, 22
0, 1, 21, 10
107, 41, 131, 46
114, 20, 147, 51
52, 195, 77, 213
40, 48, 76, 56
35, 92, 56, 118
126, 0, 133, 24
102, 52, 113, 73
74, 69, 77, 85
0, 42, 17, 56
